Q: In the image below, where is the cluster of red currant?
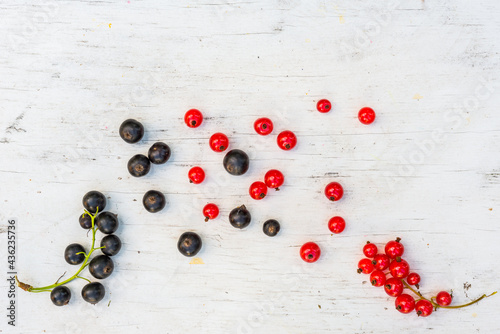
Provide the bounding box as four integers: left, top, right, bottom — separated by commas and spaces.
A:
358, 238, 496, 316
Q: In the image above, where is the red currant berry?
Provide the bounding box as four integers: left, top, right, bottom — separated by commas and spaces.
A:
300, 242, 321, 263
188, 166, 205, 184
324, 182, 344, 202
436, 291, 452, 306
316, 99, 332, 113
184, 109, 203, 128
385, 237, 404, 259
209, 133, 229, 152
389, 258, 410, 279
358, 107, 375, 125
384, 277, 404, 297
372, 253, 391, 271
264, 169, 284, 191
407, 273, 421, 288
203, 203, 219, 222
363, 242, 378, 258
328, 216, 345, 234
249, 181, 268, 200
277, 130, 297, 150
254, 117, 273, 135
395, 294, 415, 314
415, 300, 433, 317
357, 258, 375, 274
370, 270, 386, 287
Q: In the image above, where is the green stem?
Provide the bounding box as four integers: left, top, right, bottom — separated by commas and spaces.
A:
17, 208, 100, 293
402, 280, 439, 307
431, 292, 497, 309
402, 279, 497, 309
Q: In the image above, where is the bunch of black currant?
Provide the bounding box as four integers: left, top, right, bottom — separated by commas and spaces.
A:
120, 119, 168, 213
17, 191, 122, 306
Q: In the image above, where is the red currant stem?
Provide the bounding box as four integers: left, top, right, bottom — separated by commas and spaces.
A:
402, 280, 438, 307
205, 217, 209, 222
402, 280, 497, 309
16, 207, 101, 293
430, 292, 497, 309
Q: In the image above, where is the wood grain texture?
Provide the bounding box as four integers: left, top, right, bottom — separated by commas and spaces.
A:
1, 0, 499, 333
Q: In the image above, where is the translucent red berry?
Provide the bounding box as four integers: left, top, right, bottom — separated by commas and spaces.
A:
300, 242, 321, 263
370, 270, 386, 287
407, 273, 421, 287
357, 258, 375, 274
363, 242, 378, 258
277, 130, 297, 150
358, 107, 375, 125
184, 109, 203, 128
328, 216, 345, 234
415, 300, 433, 317
436, 291, 452, 306
203, 203, 219, 222
249, 181, 268, 200
389, 258, 410, 279
209, 133, 229, 152
316, 99, 332, 113
324, 182, 344, 201
385, 238, 404, 259
384, 277, 404, 297
254, 118, 273, 135
372, 253, 391, 271
188, 166, 205, 184
264, 169, 284, 190
395, 294, 415, 314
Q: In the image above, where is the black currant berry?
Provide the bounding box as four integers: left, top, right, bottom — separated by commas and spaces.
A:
143, 190, 166, 213
79, 213, 92, 229
177, 232, 202, 257
127, 154, 151, 177
229, 205, 251, 229
50, 286, 71, 306
148, 142, 171, 164
223, 149, 250, 176
81, 282, 105, 304
100, 234, 122, 256
82, 190, 106, 214
96, 212, 119, 234
89, 255, 114, 279
263, 219, 280, 237
64, 243, 86, 265
119, 119, 144, 144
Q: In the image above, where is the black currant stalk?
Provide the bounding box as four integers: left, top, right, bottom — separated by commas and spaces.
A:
401, 279, 496, 310
16, 208, 105, 293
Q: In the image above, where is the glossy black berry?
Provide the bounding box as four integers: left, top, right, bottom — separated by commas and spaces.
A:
177, 232, 202, 257
81, 282, 105, 304
50, 286, 71, 306
119, 119, 144, 144
79, 213, 92, 229
82, 191, 106, 214
96, 212, 119, 234
223, 149, 250, 176
143, 190, 166, 213
229, 205, 251, 229
64, 243, 86, 265
263, 219, 280, 237
148, 142, 171, 164
89, 255, 114, 279
100, 234, 122, 256
127, 154, 151, 177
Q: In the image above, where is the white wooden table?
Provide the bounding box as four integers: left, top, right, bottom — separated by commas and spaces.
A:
1, 0, 499, 333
